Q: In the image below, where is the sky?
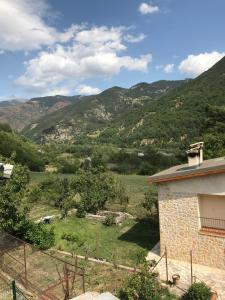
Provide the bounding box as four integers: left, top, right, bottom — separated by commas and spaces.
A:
0, 0, 225, 100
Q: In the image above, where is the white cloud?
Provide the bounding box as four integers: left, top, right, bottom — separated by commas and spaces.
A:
163, 63, 174, 73
44, 87, 72, 96
139, 2, 159, 15
0, 0, 78, 51
156, 64, 163, 70
124, 33, 146, 43
179, 51, 225, 77
0, 50, 4, 54
156, 64, 174, 73
15, 26, 152, 95
76, 85, 101, 95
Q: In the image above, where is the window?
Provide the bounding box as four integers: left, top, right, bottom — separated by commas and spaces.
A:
198, 194, 225, 231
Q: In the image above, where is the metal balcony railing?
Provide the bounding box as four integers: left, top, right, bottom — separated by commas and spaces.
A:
199, 216, 225, 231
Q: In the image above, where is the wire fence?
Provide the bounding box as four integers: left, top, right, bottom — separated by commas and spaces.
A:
0, 275, 29, 300
0, 277, 12, 300
0, 232, 86, 300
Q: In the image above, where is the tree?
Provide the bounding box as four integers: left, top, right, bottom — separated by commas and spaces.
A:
0, 161, 55, 249
0, 163, 30, 232
71, 170, 128, 213
143, 190, 158, 215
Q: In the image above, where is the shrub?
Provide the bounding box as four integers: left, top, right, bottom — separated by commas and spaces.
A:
118, 263, 176, 300
76, 203, 86, 218
142, 190, 158, 215
27, 224, 55, 250
103, 214, 116, 226
56, 157, 80, 174
61, 232, 84, 247
131, 249, 147, 266
183, 282, 211, 300
14, 220, 55, 250
61, 232, 78, 242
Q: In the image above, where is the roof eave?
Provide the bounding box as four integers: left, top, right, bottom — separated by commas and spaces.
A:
148, 167, 225, 184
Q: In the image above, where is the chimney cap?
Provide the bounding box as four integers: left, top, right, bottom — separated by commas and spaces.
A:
189, 142, 204, 148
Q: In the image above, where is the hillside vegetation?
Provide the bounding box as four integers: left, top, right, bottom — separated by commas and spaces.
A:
98, 56, 225, 153
0, 95, 81, 131
21, 56, 225, 160
22, 80, 185, 142
0, 123, 44, 170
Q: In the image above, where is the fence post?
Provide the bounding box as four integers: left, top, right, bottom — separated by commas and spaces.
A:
165, 246, 168, 283
12, 280, 17, 300
190, 250, 193, 285
23, 242, 28, 288
82, 269, 85, 293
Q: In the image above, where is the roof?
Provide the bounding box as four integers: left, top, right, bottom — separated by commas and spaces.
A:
148, 156, 225, 183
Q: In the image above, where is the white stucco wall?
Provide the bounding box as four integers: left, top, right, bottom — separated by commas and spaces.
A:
160, 173, 225, 195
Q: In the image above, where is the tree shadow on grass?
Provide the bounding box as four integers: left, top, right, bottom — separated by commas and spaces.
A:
118, 219, 159, 250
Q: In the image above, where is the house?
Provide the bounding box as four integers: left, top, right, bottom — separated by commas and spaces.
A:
149, 142, 225, 269
0, 163, 14, 179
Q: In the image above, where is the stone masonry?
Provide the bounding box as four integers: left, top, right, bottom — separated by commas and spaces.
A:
158, 186, 225, 269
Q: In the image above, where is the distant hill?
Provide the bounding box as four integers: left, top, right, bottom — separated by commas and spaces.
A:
102, 56, 225, 148
5, 55, 225, 160
23, 55, 225, 158
0, 123, 45, 171
0, 95, 81, 131
0, 99, 26, 107
22, 80, 186, 142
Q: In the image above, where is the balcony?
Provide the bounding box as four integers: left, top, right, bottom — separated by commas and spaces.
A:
199, 217, 225, 237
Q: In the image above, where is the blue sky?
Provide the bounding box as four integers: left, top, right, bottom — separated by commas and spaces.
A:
0, 0, 225, 99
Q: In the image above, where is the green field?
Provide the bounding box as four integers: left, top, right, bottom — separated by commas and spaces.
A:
29, 171, 159, 266
48, 216, 159, 266
29, 171, 73, 185
29, 204, 61, 220
29, 172, 156, 217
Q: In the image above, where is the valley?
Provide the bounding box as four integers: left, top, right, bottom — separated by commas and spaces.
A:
0, 56, 225, 300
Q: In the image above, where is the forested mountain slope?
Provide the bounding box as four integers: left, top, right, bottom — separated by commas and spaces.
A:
97, 56, 225, 153
22, 80, 185, 142
0, 123, 44, 170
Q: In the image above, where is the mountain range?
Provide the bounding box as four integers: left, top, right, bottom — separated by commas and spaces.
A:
22, 80, 186, 142
0, 95, 82, 131
0, 56, 225, 158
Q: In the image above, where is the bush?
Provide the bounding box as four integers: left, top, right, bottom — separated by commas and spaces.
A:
61, 232, 78, 242
27, 224, 55, 250
183, 282, 211, 300
14, 219, 55, 250
118, 263, 176, 300
61, 232, 84, 247
131, 249, 147, 266
56, 157, 80, 174
103, 214, 116, 226
76, 203, 86, 218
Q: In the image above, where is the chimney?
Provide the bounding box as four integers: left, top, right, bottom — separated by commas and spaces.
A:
186, 142, 204, 167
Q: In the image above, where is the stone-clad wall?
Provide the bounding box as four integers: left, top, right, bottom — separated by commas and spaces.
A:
158, 187, 225, 269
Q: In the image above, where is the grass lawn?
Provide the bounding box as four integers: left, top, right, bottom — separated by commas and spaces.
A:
48, 216, 159, 266
29, 172, 159, 266
29, 171, 73, 185
28, 203, 61, 220
111, 174, 156, 215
